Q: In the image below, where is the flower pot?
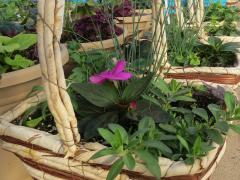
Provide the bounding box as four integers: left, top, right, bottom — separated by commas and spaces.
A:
77, 28, 127, 52
226, 0, 239, 6
116, 13, 151, 38
0, 94, 227, 180
163, 36, 240, 100
0, 44, 69, 115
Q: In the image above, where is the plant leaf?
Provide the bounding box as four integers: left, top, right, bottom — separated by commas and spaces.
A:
154, 78, 170, 95
193, 136, 201, 157
71, 83, 119, 107
24, 117, 44, 128
8, 33, 37, 50
122, 74, 153, 102
135, 150, 161, 179
106, 158, 124, 180
4, 55, 34, 69
123, 153, 135, 170
108, 124, 129, 145
207, 129, 224, 145
159, 124, 176, 134
192, 108, 209, 121
98, 128, 116, 147
170, 96, 196, 103
224, 92, 236, 113
91, 148, 116, 160
208, 104, 222, 120
144, 140, 173, 154
215, 121, 229, 133
177, 135, 190, 153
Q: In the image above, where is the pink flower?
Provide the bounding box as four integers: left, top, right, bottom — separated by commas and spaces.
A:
90, 60, 133, 84
129, 101, 137, 109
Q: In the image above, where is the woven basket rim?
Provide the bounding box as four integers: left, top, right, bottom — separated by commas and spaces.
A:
0, 92, 226, 179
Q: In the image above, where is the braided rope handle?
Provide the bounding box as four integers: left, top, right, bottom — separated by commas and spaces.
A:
37, 0, 80, 157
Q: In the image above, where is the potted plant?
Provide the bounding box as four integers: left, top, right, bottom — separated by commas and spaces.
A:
63, 1, 126, 52
0, 0, 69, 114
204, 2, 240, 37
113, 0, 152, 38
71, 11, 125, 51
160, 4, 240, 99
1, 1, 240, 180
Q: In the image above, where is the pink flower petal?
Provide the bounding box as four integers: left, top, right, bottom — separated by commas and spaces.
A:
90, 75, 106, 84
108, 72, 133, 80
112, 60, 126, 74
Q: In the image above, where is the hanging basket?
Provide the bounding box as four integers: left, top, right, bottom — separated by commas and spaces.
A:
0, 0, 227, 179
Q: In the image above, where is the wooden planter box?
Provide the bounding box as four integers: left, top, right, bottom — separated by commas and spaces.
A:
226, 0, 239, 6
0, 45, 69, 114
0, 94, 227, 180
163, 36, 240, 99
78, 29, 127, 52
116, 13, 151, 38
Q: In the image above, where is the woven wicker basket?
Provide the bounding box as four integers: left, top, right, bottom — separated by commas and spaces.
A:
0, 0, 227, 179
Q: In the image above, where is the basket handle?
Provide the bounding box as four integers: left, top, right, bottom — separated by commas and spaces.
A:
37, 0, 80, 157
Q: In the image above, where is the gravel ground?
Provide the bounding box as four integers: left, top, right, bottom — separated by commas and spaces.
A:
211, 130, 240, 180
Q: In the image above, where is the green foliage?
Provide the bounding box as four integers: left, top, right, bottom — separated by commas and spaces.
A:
168, 26, 240, 67
166, 20, 200, 67
131, 0, 152, 9
4, 55, 34, 69
0, 33, 37, 73
67, 41, 117, 84
70, 74, 153, 139
0, 0, 37, 23
195, 36, 240, 67
205, 3, 240, 36
91, 117, 162, 180
22, 101, 49, 128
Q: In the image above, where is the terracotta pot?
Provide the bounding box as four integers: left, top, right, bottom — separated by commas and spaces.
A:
116, 13, 152, 38
0, 44, 69, 114
77, 29, 127, 52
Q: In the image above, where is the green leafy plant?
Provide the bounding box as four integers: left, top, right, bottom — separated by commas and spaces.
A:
0, 0, 37, 36
204, 3, 240, 36
91, 117, 162, 180
21, 101, 49, 128
167, 23, 240, 67
91, 83, 240, 179
67, 41, 118, 84
166, 19, 201, 67
194, 36, 240, 67
70, 71, 153, 139
0, 33, 37, 74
